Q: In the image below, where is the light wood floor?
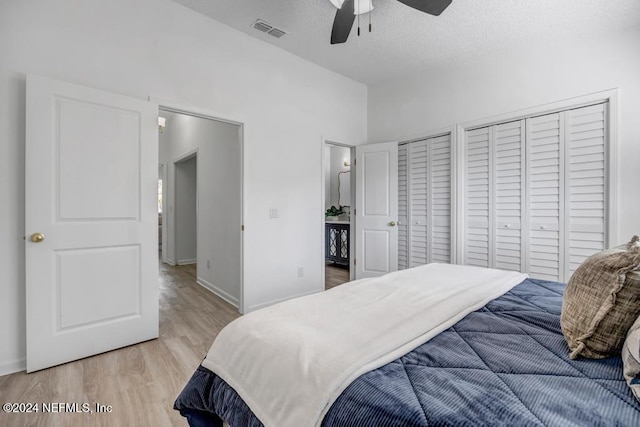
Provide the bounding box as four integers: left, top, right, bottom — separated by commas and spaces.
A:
0, 261, 240, 427
325, 263, 350, 290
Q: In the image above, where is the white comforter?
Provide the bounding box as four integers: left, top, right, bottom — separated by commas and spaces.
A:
202, 263, 527, 427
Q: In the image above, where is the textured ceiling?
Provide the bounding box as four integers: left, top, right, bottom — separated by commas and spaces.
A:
170, 0, 640, 85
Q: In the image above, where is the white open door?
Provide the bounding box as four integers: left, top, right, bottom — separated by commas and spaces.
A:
355, 141, 398, 279
25, 75, 158, 372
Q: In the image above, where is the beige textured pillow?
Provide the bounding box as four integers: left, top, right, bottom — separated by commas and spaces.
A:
561, 236, 640, 359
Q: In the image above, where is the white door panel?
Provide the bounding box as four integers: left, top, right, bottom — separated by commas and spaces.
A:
526, 112, 563, 281
398, 144, 408, 270
26, 75, 158, 372
461, 102, 607, 282
494, 120, 525, 273
363, 230, 391, 273
464, 127, 492, 268
397, 134, 452, 269
565, 103, 607, 278
355, 142, 398, 279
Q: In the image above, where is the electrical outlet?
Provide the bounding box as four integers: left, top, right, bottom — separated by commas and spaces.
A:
297, 267, 304, 278
269, 207, 279, 219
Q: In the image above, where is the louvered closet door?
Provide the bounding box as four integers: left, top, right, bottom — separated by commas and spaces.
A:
464, 127, 492, 267
494, 121, 525, 272
398, 144, 408, 270
526, 113, 563, 281
565, 103, 607, 277
408, 140, 429, 267
397, 135, 452, 269
526, 103, 607, 282
464, 122, 524, 272
463, 102, 608, 281
429, 134, 452, 263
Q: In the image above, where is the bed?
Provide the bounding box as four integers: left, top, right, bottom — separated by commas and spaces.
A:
174, 263, 640, 426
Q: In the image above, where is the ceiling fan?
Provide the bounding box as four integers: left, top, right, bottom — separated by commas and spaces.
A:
329, 0, 452, 44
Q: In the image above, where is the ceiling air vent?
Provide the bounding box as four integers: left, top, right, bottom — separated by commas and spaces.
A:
252, 19, 287, 39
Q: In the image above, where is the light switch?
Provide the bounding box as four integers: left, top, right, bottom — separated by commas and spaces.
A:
269, 207, 279, 219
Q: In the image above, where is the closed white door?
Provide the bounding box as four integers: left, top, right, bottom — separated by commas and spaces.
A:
465, 121, 525, 272
355, 142, 398, 279
526, 113, 564, 280
398, 144, 409, 270
428, 134, 452, 264
408, 140, 429, 267
464, 127, 492, 268
493, 121, 525, 272
25, 75, 158, 372
526, 103, 607, 281
463, 103, 608, 282
398, 134, 452, 269
564, 103, 607, 278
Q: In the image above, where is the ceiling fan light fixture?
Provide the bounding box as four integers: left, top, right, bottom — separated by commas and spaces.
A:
330, 0, 373, 15
330, 0, 451, 45
354, 0, 374, 15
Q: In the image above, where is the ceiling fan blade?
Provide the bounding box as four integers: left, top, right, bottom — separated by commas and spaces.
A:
396, 0, 452, 16
331, 0, 356, 44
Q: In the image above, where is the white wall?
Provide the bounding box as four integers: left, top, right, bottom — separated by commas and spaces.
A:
0, 0, 367, 374
368, 26, 640, 245
175, 155, 197, 264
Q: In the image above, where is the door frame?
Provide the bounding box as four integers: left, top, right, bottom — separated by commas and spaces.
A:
159, 161, 168, 263
173, 149, 198, 266
321, 139, 356, 289
156, 100, 246, 314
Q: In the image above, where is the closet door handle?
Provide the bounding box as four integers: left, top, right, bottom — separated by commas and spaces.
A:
389, 221, 397, 227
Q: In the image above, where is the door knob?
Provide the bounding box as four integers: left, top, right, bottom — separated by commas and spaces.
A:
30, 233, 45, 243
389, 221, 397, 227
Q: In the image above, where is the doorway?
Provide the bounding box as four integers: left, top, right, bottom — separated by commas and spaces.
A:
323, 142, 354, 290
174, 154, 197, 265
159, 108, 243, 312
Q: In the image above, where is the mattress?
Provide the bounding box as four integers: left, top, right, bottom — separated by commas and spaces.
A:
174, 278, 640, 426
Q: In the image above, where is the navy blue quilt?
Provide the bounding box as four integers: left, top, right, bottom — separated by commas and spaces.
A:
174, 278, 640, 426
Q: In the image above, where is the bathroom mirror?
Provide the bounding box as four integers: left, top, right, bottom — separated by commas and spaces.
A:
338, 170, 351, 207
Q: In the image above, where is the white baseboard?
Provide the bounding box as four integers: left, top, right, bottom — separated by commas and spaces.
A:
0, 358, 25, 377
164, 258, 176, 266
177, 259, 196, 265
197, 277, 239, 308
247, 289, 320, 312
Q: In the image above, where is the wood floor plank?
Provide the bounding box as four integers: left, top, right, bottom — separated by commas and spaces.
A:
0, 260, 240, 427
325, 263, 350, 289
